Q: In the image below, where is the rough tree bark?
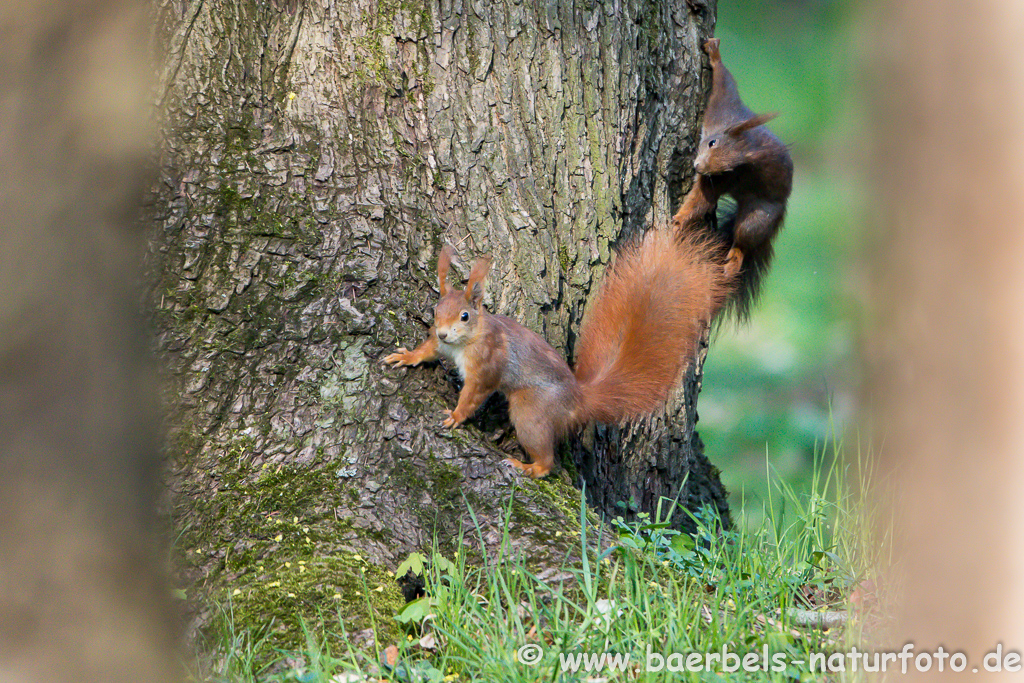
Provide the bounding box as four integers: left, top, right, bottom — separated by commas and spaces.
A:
147, 0, 727, 645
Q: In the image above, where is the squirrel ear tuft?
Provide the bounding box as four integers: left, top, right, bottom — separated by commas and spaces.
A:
725, 112, 778, 137
464, 255, 492, 308
438, 244, 456, 296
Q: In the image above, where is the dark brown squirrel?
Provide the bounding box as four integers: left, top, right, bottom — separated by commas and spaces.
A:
672, 38, 794, 321
383, 232, 731, 477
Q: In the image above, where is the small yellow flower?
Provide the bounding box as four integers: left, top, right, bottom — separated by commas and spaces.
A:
333, 593, 342, 600
267, 581, 281, 588
274, 534, 282, 542
288, 592, 296, 598
285, 562, 292, 568
375, 586, 383, 592
287, 92, 296, 100
232, 588, 241, 596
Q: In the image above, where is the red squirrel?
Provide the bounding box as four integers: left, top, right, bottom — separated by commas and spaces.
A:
672, 38, 794, 320
383, 232, 731, 477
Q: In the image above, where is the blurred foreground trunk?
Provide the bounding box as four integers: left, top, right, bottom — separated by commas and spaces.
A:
0, 0, 180, 681
869, 1, 1024, 677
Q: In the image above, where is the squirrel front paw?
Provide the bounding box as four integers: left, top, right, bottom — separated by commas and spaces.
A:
442, 409, 460, 428
383, 347, 413, 367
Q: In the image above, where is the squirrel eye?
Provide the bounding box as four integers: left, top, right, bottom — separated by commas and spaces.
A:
708, 138, 717, 148
460, 311, 470, 322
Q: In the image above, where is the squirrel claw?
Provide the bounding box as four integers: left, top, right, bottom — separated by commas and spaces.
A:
441, 409, 458, 428
382, 347, 411, 367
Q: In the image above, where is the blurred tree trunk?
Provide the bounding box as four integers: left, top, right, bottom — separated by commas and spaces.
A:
147, 0, 726, 644
1, 1, 180, 681
868, 0, 1024, 668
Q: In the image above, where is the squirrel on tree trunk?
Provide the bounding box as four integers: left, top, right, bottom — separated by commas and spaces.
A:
384, 231, 731, 477
673, 38, 794, 321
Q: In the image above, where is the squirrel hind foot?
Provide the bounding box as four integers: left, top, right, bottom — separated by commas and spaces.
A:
504, 457, 552, 478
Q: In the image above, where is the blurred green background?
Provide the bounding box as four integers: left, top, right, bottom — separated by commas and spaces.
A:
701, 0, 861, 529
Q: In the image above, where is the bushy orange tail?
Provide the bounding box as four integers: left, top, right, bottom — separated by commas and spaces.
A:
573, 230, 731, 425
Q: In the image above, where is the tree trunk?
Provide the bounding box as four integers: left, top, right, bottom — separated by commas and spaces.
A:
2, 1, 181, 681
147, 0, 725, 646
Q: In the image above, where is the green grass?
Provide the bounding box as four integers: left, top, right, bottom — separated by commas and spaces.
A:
185, 438, 889, 682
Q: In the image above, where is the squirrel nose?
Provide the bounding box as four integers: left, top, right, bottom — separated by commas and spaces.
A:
437, 330, 447, 340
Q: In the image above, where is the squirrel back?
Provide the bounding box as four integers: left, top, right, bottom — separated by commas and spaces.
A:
574, 230, 731, 424
677, 38, 794, 322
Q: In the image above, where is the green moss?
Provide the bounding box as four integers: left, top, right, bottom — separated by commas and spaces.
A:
216, 184, 241, 218
210, 553, 404, 656
172, 440, 417, 654
466, 14, 479, 76
225, 109, 257, 152
558, 245, 570, 274
425, 455, 463, 501
352, 0, 433, 92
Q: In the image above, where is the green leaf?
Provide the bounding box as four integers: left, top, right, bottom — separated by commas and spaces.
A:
618, 537, 640, 550
433, 555, 456, 575
670, 534, 695, 553
396, 552, 427, 577
823, 550, 843, 566
394, 596, 432, 625
410, 660, 445, 682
